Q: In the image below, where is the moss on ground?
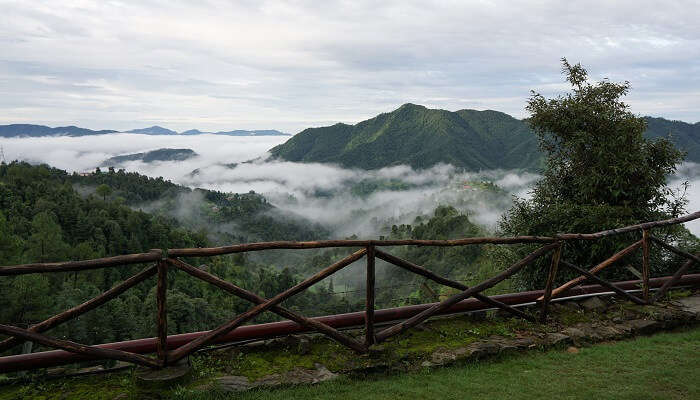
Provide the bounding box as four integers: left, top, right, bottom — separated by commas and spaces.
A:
1, 294, 697, 399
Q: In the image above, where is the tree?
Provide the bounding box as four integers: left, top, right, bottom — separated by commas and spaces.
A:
25, 211, 69, 263
96, 184, 112, 201
499, 58, 694, 289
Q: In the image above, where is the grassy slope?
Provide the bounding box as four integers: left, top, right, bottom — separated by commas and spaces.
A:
2, 327, 698, 399
230, 327, 700, 400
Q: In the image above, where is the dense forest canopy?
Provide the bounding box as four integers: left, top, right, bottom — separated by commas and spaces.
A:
0, 162, 341, 355
269, 104, 699, 170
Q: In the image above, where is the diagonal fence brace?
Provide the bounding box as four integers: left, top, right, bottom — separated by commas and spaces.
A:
538, 240, 643, 301
560, 260, 646, 305
166, 257, 367, 354
0, 324, 160, 368
374, 249, 536, 322
0, 265, 157, 353
375, 243, 558, 343
167, 248, 367, 362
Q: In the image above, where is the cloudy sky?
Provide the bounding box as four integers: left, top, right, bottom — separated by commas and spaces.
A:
1, 0, 698, 133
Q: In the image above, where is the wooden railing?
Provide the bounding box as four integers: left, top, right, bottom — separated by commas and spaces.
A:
0, 211, 698, 370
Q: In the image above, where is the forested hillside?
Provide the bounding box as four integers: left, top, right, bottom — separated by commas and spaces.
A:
0, 162, 341, 354
270, 104, 541, 170
71, 166, 328, 243
270, 104, 699, 170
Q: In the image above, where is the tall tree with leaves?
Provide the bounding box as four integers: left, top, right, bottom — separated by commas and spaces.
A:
96, 183, 112, 201
499, 58, 695, 289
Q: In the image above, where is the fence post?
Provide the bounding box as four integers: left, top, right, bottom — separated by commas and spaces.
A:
642, 229, 650, 302
365, 245, 375, 348
541, 242, 562, 322
156, 259, 168, 367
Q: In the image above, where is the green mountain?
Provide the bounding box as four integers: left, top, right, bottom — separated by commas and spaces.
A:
102, 148, 197, 166
270, 104, 540, 170
269, 104, 699, 170
643, 117, 700, 162
0, 124, 117, 137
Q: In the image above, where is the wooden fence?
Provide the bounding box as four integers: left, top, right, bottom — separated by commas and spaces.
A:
0, 211, 698, 370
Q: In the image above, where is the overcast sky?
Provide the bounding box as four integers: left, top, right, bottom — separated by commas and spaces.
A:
1, 0, 698, 133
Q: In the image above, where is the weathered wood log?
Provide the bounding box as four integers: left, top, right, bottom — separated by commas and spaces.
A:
166, 257, 366, 353
554, 211, 700, 240
374, 249, 536, 322
374, 243, 557, 343
0, 250, 162, 276
561, 260, 646, 305
167, 237, 557, 257
168, 248, 367, 362
653, 255, 698, 302
156, 261, 168, 366
642, 230, 651, 301
365, 245, 376, 346
540, 243, 562, 322
0, 324, 159, 368
539, 240, 642, 301
0, 266, 157, 353
649, 236, 700, 264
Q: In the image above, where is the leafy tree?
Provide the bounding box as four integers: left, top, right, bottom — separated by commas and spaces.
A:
0, 212, 22, 264
25, 211, 69, 263
96, 184, 112, 201
499, 59, 696, 289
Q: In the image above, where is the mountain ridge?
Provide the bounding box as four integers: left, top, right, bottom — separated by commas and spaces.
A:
0, 124, 290, 137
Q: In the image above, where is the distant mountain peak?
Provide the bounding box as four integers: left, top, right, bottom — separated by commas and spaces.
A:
270, 104, 700, 170
127, 126, 178, 135
102, 148, 197, 166
0, 124, 117, 138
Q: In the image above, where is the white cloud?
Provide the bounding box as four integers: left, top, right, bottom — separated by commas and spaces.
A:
0, 1, 698, 132
2, 135, 697, 238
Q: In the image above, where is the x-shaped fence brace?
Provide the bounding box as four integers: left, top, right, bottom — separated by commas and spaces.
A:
0, 211, 699, 370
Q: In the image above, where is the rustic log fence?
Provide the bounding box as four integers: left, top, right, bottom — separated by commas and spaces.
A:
0, 211, 698, 370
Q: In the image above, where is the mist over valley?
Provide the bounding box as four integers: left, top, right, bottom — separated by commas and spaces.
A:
2, 130, 697, 238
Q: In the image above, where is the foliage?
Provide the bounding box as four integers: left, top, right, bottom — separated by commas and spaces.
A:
72, 167, 328, 242
0, 162, 341, 356
499, 59, 697, 289
270, 102, 700, 171
270, 103, 542, 170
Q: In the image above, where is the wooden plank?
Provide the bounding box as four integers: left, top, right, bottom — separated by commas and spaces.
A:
642, 230, 650, 301
653, 256, 698, 302
166, 257, 366, 353
0, 324, 159, 368
374, 249, 536, 322
365, 245, 376, 346
167, 248, 367, 362
539, 240, 642, 301
374, 243, 557, 343
561, 261, 646, 305
649, 236, 700, 264
555, 211, 700, 240
156, 261, 168, 366
540, 243, 562, 322
167, 237, 557, 257
0, 265, 157, 353
0, 250, 162, 276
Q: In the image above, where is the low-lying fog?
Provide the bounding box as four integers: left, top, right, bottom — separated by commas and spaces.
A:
2, 134, 697, 236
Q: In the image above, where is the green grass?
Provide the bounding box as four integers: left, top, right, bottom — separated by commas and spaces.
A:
2, 327, 698, 399
183, 327, 700, 400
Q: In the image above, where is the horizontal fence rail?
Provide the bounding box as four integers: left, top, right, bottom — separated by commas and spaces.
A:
0, 211, 698, 372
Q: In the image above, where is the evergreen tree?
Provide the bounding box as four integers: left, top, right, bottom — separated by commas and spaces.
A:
499, 59, 696, 289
